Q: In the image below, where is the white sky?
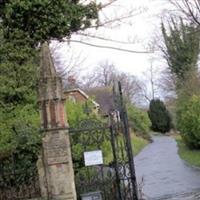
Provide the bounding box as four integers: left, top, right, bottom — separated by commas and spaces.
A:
52, 0, 174, 79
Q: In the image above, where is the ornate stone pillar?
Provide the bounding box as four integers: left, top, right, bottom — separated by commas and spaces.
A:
37, 43, 77, 200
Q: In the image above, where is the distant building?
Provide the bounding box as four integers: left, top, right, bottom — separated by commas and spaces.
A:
64, 88, 100, 112
64, 76, 99, 113
85, 86, 115, 116
64, 76, 115, 116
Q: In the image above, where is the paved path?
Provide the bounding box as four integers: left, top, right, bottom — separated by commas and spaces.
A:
134, 136, 200, 200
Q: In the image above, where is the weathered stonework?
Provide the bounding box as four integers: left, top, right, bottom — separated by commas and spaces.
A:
38, 43, 76, 200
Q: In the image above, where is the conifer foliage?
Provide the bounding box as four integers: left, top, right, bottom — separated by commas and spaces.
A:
148, 99, 172, 133
0, 0, 100, 184
0, 0, 99, 46
161, 19, 200, 81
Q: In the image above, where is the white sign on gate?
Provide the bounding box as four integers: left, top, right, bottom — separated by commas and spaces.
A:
84, 150, 103, 166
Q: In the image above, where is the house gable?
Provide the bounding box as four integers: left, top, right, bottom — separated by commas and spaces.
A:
64, 88, 99, 109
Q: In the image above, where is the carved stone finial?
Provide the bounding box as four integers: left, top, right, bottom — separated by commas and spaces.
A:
38, 42, 66, 129
40, 42, 57, 79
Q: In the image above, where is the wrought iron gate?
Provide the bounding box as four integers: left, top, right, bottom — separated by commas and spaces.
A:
69, 82, 138, 200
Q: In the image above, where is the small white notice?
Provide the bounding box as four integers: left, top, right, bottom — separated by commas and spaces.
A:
84, 150, 103, 166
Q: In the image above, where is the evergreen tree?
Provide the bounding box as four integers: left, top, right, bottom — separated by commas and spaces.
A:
161, 18, 200, 148
148, 99, 172, 133
0, 0, 100, 153
0, 31, 41, 182
161, 19, 200, 82
0, 0, 100, 183
0, 0, 99, 46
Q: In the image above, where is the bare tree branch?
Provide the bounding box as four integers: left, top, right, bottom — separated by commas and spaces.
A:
50, 41, 86, 82
150, 63, 155, 100
170, 0, 200, 26
76, 32, 137, 44
100, 0, 117, 9
66, 39, 152, 54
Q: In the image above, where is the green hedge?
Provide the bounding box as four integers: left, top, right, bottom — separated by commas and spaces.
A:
0, 104, 41, 186
127, 104, 151, 140
177, 95, 200, 149
176, 136, 200, 167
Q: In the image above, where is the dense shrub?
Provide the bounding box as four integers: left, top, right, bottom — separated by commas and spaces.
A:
177, 95, 200, 149
0, 105, 41, 185
65, 100, 88, 127
65, 100, 110, 169
148, 99, 172, 133
127, 104, 151, 140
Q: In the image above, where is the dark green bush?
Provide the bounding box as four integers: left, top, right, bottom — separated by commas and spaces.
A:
148, 99, 172, 133
0, 105, 41, 186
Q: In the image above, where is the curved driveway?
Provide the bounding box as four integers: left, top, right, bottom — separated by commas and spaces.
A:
134, 136, 200, 200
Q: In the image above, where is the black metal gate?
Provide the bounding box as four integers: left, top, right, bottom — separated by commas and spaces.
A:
69, 82, 138, 200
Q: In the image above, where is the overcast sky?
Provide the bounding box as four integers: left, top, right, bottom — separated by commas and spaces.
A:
51, 0, 174, 80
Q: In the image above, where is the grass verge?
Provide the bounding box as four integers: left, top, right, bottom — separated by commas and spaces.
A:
131, 133, 149, 155
176, 135, 200, 168
103, 133, 149, 164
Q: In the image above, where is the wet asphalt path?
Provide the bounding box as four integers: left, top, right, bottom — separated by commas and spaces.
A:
134, 136, 200, 200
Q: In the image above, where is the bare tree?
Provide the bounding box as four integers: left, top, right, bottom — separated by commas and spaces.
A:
177, 71, 200, 98
158, 68, 177, 101
50, 41, 86, 87
81, 60, 118, 88
139, 61, 160, 102
97, 61, 117, 86
81, 60, 144, 104
60, 1, 151, 54
135, 80, 151, 104
117, 72, 142, 103
170, 0, 200, 26
50, 1, 152, 90
149, 63, 155, 100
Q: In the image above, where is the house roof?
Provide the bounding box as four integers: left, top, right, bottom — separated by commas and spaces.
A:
64, 88, 99, 107
85, 86, 114, 115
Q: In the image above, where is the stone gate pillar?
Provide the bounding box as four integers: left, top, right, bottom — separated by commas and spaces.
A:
37, 43, 77, 200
